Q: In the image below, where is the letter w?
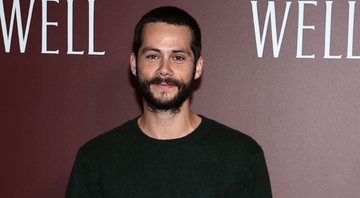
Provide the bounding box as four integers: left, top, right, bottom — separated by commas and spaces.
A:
251, 1, 291, 58
0, 0, 35, 53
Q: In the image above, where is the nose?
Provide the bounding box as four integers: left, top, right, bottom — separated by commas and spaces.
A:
157, 57, 173, 77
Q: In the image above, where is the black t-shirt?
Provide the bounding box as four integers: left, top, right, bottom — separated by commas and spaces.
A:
66, 116, 272, 198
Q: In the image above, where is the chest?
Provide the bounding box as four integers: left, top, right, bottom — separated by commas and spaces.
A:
98, 145, 247, 197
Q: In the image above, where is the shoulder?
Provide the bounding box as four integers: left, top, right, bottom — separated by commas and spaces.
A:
201, 116, 264, 155
76, 117, 138, 157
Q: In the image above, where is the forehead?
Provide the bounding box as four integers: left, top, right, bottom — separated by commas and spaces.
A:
141, 22, 192, 50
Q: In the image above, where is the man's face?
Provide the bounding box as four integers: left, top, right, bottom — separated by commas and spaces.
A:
130, 22, 203, 112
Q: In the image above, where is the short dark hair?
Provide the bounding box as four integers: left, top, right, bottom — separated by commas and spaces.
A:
132, 6, 202, 63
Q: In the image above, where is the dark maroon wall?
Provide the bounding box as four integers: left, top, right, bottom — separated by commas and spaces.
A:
1, 1, 360, 198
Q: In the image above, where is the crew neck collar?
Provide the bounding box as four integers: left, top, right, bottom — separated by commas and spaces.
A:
132, 115, 209, 148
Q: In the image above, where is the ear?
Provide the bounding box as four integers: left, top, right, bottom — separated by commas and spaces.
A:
194, 56, 203, 79
130, 53, 137, 76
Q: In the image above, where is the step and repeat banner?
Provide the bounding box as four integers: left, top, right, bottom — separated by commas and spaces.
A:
1, 1, 359, 197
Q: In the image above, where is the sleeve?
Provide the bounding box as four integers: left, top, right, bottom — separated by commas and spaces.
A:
242, 148, 272, 198
65, 148, 102, 198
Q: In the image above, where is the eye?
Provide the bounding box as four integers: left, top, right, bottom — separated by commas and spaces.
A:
172, 55, 185, 62
145, 54, 159, 61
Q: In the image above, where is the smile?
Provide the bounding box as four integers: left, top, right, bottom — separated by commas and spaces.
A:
153, 82, 176, 89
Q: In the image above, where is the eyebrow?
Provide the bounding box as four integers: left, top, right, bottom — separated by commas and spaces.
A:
140, 47, 161, 54
172, 50, 192, 56
140, 47, 192, 56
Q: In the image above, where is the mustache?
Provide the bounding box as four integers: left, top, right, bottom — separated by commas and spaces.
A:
148, 77, 183, 87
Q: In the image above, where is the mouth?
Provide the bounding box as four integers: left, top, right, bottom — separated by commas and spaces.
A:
150, 77, 180, 89
153, 82, 175, 89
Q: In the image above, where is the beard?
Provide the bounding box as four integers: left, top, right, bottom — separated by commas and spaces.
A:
136, 75, 194, 113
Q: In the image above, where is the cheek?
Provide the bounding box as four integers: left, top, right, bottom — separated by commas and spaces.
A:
180, 67, 196, 80
136, 66, 154, 79
137, 61, 158, 75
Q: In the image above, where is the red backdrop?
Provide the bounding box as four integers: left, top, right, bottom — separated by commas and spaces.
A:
1, 0, 360, 197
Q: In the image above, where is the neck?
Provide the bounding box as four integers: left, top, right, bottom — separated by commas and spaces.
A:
138, 99, 202, 140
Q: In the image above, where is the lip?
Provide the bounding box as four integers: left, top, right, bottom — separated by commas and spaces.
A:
153, 83, 174, 89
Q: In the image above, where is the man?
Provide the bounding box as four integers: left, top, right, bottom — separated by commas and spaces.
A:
66, 6, 272, 198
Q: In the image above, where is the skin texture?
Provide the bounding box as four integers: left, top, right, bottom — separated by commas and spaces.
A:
130, 22, 203, 140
